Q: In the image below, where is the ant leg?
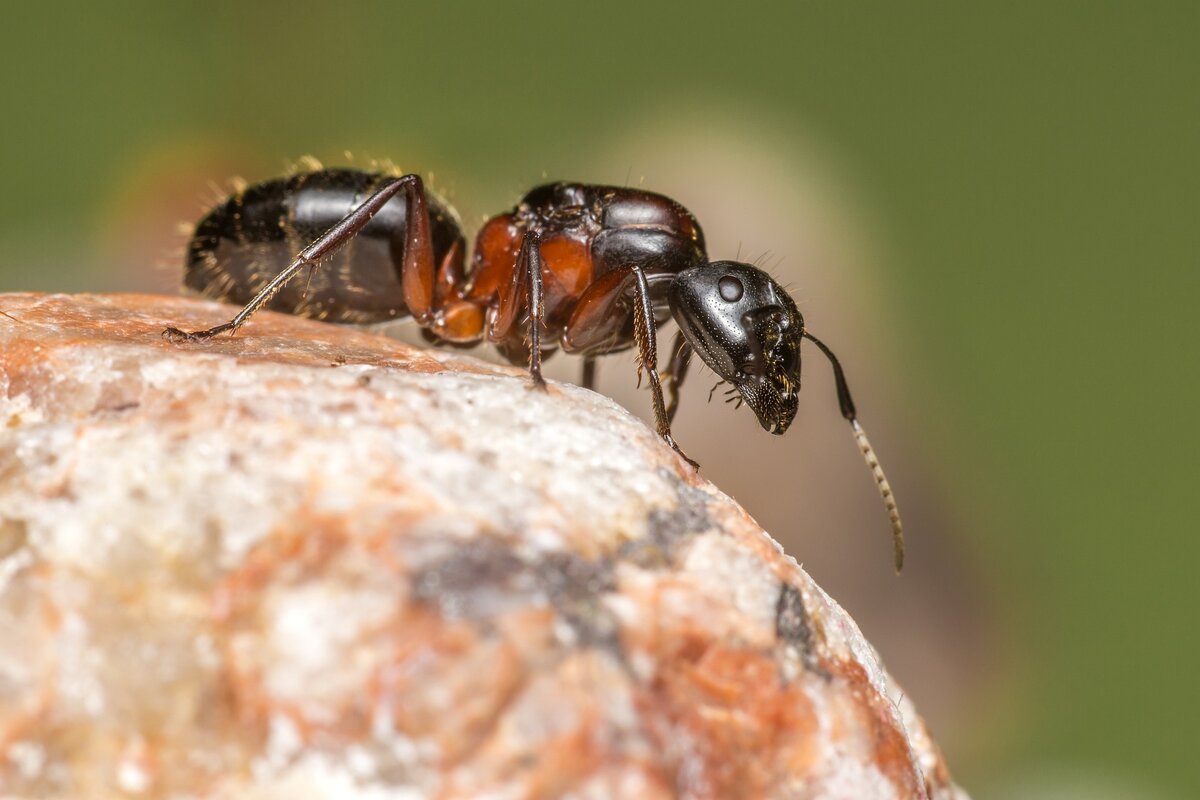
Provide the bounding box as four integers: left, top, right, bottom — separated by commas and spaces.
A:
627, 267, 696, 467
562, 267, 697, 468
526, 232, 547, 389
501, 230, 548, 389
392, 176, 437, 324
485, 229, 547, 389
662, 331, 692, 424
164, 174, 435, 342
580, 357, 597, 390
432, 238, 465, 305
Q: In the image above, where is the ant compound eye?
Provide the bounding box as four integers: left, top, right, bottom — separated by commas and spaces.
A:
718, 275, 744, 302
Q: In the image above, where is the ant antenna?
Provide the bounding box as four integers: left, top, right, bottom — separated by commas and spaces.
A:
802, 330, 905, 573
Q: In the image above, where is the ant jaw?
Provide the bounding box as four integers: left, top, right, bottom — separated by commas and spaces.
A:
756, 407, 796, 436
737, 376, 798, 435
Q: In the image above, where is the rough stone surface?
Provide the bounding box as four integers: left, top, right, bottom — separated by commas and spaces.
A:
0, 293, 968, 799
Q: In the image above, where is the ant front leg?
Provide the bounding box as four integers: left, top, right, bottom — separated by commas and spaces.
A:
562, 267, 698, 469
628, 268, 697, 467
164, 174, 435, 343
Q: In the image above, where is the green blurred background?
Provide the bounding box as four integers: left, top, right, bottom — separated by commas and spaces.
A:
1, 3, 1196, 797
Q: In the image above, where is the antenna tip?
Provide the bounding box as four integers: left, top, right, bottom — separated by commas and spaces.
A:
849, 419, 906, 575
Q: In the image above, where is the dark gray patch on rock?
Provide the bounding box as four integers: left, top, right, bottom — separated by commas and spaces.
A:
410, 538, 531, 620
409, 538, 625, 658
775, 581, 831, 679
622, 471, 714, 568
535, 552, 621, 651
775, 582, 812, 650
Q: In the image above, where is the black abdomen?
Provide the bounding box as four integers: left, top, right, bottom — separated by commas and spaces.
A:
185, 169, 464, 324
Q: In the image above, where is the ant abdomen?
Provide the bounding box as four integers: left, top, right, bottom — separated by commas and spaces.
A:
185, 168, 466, 324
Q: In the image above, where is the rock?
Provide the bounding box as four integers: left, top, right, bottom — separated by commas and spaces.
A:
0, 293, 968, 799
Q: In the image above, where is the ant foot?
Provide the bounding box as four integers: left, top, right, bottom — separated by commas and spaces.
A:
675, 448, 701, 471
161, 323, 234, 344
526, 373, 550, 393
162, 327, 201, 343
663, 434, 700, 470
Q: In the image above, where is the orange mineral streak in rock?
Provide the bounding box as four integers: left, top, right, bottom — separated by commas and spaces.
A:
824, 657, 924, 795
377, 608, 531, 764
213, 520, 396, 737
647, 644, 821, 798
0, 293, 967, 799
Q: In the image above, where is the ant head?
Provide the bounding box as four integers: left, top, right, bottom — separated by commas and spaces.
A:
669, 261, 803, 434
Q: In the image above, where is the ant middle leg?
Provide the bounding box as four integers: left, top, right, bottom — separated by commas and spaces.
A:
488, 229, 548, 390
523, 232, 548, 390
163, 174, 436, 343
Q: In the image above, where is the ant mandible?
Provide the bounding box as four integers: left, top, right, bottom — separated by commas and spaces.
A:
163, 166, 905, 572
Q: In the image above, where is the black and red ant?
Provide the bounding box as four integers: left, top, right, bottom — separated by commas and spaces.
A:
164, 167, 905, 571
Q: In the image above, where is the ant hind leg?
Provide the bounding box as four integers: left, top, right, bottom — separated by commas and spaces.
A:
163, 174, 435, 344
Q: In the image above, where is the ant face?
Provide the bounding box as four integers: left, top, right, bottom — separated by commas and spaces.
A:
669, 261, 803, 434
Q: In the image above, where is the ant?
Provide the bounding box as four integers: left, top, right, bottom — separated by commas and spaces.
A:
164, 167, 905, 572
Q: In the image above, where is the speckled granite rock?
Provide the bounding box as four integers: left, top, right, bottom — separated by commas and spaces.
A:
0, 293, 967, 799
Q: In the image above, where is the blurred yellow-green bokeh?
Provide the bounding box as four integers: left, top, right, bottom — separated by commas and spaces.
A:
1, 3, 1196, 797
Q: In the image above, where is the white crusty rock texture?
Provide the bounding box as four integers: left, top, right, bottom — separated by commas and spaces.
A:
0, 293, 967, 799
